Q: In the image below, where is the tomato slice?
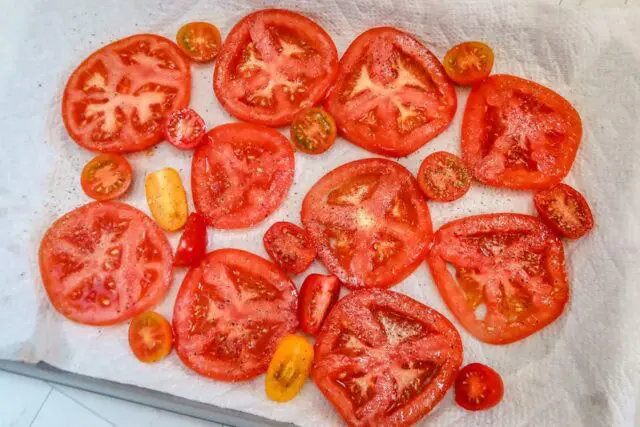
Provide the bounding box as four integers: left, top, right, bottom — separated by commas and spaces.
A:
165, 108, 206, 150
290, 108, 337, 154
455, 363, 504, 411
265, 335, 314, 402
38, 201, 173, 326
263, 222, 316, 275
462, 74, 582, 189
176, 22, 222, 63
128, 311, 173, 363
192, 123, 294, 229
80, 154, 132, 201
534, 183, 594, 239
301, 158, 432, 289
312, 289, 463, 426
62, 34, 191, 153
325, 27, 457, 157
417, 151, 471, 202
427, 213, 569, 344
214, 9, 338, 126
173, 249, 298, 381
174, 213, 208, 267
145, 168, 189, 232
443, 41, 494, 86
298, 274, 340, 335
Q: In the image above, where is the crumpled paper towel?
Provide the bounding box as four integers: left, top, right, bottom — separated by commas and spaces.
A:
0, 0, 639, 425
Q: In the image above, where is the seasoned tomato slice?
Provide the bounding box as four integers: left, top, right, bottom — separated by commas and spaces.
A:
325, 27, 457, 157
263, 222, 316, 275
455, 363, 504, 411
214, 9, 338, 126
80, 154, 133, 201
417, 151, 471, 202
427, 214, 569, 344
38, 201, 173, 326
191, 123, 294, 229
290, 108, 337, 154
534, 183, 594, 239
165, 108, 206, 150
128, 311, 173, 363
302, 158, 432, 289
462, 74, 582, 189
176, 22, 222, 63
62, 34, 191, 153
312, 289, 463, 427
443, 41, 494, 86
298, 274, 341, 335
173, 249, 298, 381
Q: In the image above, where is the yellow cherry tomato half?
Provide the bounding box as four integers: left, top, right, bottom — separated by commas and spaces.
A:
265, 335, 314, 402
128, 312, 173, 363
145, 167, 188, 231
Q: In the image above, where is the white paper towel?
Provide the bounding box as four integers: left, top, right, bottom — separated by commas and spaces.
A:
1, 0, 639, 426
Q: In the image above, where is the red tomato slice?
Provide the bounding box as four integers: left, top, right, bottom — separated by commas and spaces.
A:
80, 154, 133, 201
462, 74, 582, 189
443, 41, 494, 86
213, 9, 338, 126
298, 274, 341, 335
427, 213, 569, 344
301, 158, 432, 289
312, 289, 463, 427
39, 201, 173, 326
191, 123, 294, 229
290, 108, 337, 154
176, 22, 222, 63
174, 213, 208, 267
173, 249, 298, 381
62, 34, 191, 153
128, 311, 173, 363
417, 151, 471, 202
534, 183, 594, 239
263, 222, 317, 275
455, 363, 504, 411
325, 27, 457, 157
165, 108, 206, 150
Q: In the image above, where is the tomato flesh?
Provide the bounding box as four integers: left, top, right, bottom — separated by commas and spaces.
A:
176, 22, 222, 63
265, 335, 314, 402
455, 363, 504, 411
417, 151, 471, 202
427, 213, 569, 344
534, 183, 594, 239
263, 222, 316, 275
444, 41, 494, 86
80, 154, 132, 201
298, 274, 341, 335
128, 311, 173, 363
145, 168, 189, 232
290, 108, 337, 154
174, 213, 208, 267
165, 108, 206, 150
312, 289, 463, 426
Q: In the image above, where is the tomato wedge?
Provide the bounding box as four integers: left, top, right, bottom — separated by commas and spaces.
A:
174, 213, 208, 267
443, 41, 494, 86
298, 274, 341, 335
312, 289, 463, 427
80, 154, 132, 201
325, 27, 457, 157
455, 363, 504, 411
192, 123, 294, 229
263, 222, 316, 275
173, 249, 298, 381
39, 201, 173, 326
427, 213, 569, 344
145, 168, 189, 232
165, 108, 206, 150
301, 158, 432, 289
265, 335, 314, 402
128, 311, 173, 363
462, 74, 582, 189
214, 9, 338, 126
534, 183, 594, 239
62, 34, 191, 153
417, 151, 471, 202
176, 22, 222, 63
290, 108, 337, 154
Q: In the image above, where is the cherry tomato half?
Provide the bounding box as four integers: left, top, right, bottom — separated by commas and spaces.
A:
418, 151, 471, 202
145, 168, 189, 231
174, 213, 208, 267
263, 222, 317, 275
165, 108, 206, 150
444, 41, 494, 86
80, 154, 132, 201
298, 274, 341, 335
128, 311, 173, 363
455, 363, 504, 411
290, 108, 337, 154
265, 335, 314, 402
176, 22, 222, 63
534, 183, 594, 239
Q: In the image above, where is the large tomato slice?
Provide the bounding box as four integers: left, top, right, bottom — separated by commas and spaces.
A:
427, 213, 569, 344
191, 123, 294, 229
213, 9, 338, 126
38, 201, 173, 326
325, 27, 457, 157
62, 34, 191, 153
312, 289, 463, 427
462, 74, 582, 189
302, 158, 432, 289
173, 249, 298, 381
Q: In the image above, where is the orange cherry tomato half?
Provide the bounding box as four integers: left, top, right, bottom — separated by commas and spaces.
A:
444, 41, 494, 86
145, 168, 189, 232
176, 22, 222, 63
455, 363, 504, 411
165, 108, 206, 150
418, 151, 471, 202
290, 108, 337, 155
80, 154, 132, 201
128, 311, 173, 363
265, 335, 314, 402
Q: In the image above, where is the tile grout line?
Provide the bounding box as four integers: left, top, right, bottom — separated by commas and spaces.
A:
28, 388, 53, 427
51, 384, 116, 427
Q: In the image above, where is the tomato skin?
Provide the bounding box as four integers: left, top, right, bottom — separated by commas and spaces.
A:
298, 274, 341, 335
290, 108, 337, 154
128, 312, 173, 363
176, 22, 222, 63
145, 168, 189, 232
174, 213, 208, 267
417, 151, 471, 202
263, 222, 317, 275
265, 335, 314, 402
80, 154, 133, 201
455, 363, 504, 411
165, 108, 206, 150
534, 183, 594, 239
444, 41, 494, 86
